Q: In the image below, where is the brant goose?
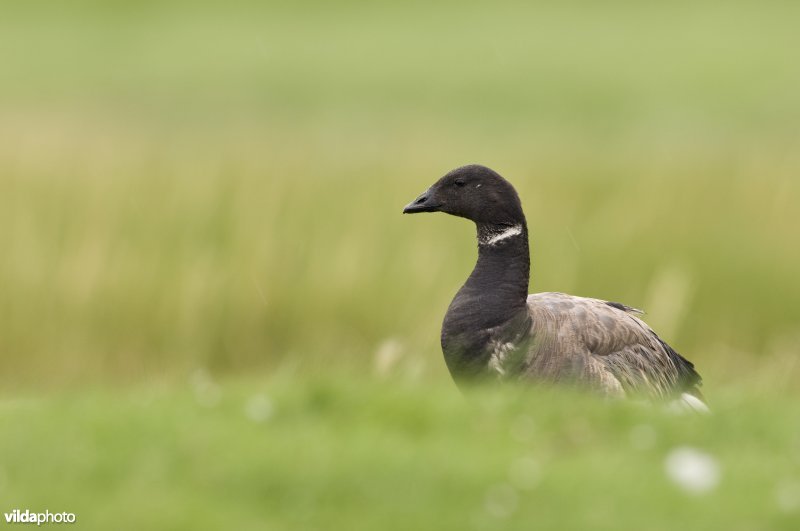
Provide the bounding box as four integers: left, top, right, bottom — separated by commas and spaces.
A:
403, 164, 705, 409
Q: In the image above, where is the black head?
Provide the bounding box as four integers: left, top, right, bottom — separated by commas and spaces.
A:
403, 165, 525, 224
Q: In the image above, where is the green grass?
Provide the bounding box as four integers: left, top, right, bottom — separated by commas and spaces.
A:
1, 0, 800, 528
2, 376, 799, 530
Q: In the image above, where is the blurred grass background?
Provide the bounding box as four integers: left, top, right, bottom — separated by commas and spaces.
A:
1, 1, 799, 528
1, 0, 798, 390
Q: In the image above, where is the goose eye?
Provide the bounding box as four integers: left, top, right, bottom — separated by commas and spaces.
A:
454, 178, 466, 187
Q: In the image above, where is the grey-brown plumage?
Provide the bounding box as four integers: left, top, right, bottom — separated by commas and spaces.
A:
403, 164, 704, 405
521, 292, 701, 399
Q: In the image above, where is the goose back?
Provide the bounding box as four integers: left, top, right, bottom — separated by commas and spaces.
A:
517, 292, 702, 399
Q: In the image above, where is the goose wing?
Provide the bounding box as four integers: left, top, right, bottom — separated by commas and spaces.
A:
521, 292, 702, 399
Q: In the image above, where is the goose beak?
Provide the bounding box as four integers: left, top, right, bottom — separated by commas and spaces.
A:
403, 188, 442, 214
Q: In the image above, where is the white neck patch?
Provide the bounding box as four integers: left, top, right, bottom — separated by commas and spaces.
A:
481, 224, 523, 247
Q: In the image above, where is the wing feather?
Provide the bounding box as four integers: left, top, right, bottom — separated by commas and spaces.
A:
522, 292, 703, 399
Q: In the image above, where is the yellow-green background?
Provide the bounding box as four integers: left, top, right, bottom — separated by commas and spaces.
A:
1, 1, 799, 529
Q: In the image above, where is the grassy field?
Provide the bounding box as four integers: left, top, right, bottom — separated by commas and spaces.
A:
1, 1, 799, 529
2, 378, 800, 530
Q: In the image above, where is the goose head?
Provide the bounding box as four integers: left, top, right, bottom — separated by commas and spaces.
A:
403, 164, 525, 225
